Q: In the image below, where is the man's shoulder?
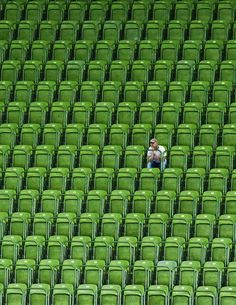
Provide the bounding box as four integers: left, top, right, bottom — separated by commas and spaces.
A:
158, 145, 166, 151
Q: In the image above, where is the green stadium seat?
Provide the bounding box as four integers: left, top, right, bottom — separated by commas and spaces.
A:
172, 213, 192, 240
38, 259, 60, 286
162, 168, 183, 194
0, 145, 10, 171
109, 124, 129, 149
66, 61, 85, 83
101, 213, 122, 241
219, 286, 236, 305
25, 2, 43, 25
183, 103, 203, 128
153, 1, 171, 24
0, 21, 14, 43
60, 21, 79, 44
187, 237, 209, 265
226, 40, 236, 60
84, 260, 105, 288
196, 1, 214, 24
7, 101, 26, 126
52, 284, 74, 305
138, 40, 157, 63
70, 236, 91, 263
76, 284, 98, 305
195, 214, 216, 241
42, 123, 62, 149
71, 168, 92, 194
44, 60, 64, 84
182, 40, 202, 64
124, 213, 145, 240
124, 145, 144, 172
103, 21, 122, 43
80, 81, 100, 105
4, 167, 24, 194
212, 81, 233, 107
109, 190, 130, 217
36, 81, 56, 106
87, 124, 107, 148
225, 191, 236, 214
93, 236, 114, 264
202, 190, 223, 218
178, 191, 199, 217
117, 236, 137, 264
14, 81, 34, 105
81, 21, 101, 43
0, 259, 13, 287
0, 189, 16, 215
218, 214, 236, 242
1, 60, 21, 84
179, 261, 201, 290
4, 1, 23, 24
1, 235, 22, 263
148, 213, 168, 240
47, 235, 68, 263
160, 40, 179, 62
9, 40, 29, 63
86, 190, 107, 216
220, 60, 236, 84
204, 40, 223, 63
109, 60, 129, 84
199, 124, 219, 149
211, 237, 232, 265
168, 20, 186, 43
89, 1, 108, 22
227, 262, 236, 286
212, 20, 229, 42
12, 145, 32, 170
0, 81, 12, 106
15, 259, 36, 287
31, 40, 50, 64
154, 190, 176, 218
198, 60, 217, 84
154, 60, 173, 83
79, 145, 99, 172
172, 286, 194, 305
208, 168, 229, 194
24, 235, 45, 263
190, 81, 210, 106
108, 260, 129, 288
156, 260, 177, 289
147, 285, 169, 305
145, 20, 164, 43
18, 189, 39, 216
6, 283, 27, 305
33, 213, 53, 239
74, 40, 93, 63
52, 40, 72, 64
10, 212, 30, 239
124, 21, 143, 42
169, 146, 190, 172
175, 1, 193, 23
47, 1, 65, 23
95, 40, 115, 64
100, 285, 122, 305
217, 1, 235, 24
87, 60, 107, 83
55, 212, 76, 240
206, 102, 226, 127
164, 237, 185, 265
203, 261, 224, 289
133, 260, 154, 289
123, 285, 145, 305
61, 259, 82, 288
68, 1, 86, 23
39, 21, 58, 42
195, 286, 217, 305
72, 102, 92, 127
79, 213, 99, 240
161, 102, 181, 128
117, 168, 137, 194
41, 189, 61, 216
48, 167, 69, 193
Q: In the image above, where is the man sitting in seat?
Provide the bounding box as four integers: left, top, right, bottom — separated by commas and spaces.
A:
147, 138, 167, 169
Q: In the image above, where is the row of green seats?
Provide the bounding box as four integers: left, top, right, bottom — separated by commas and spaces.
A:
2, 0, 236, 26
2, 282, 236, 305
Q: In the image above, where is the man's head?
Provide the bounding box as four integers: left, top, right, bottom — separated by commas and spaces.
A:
150, 138, 158, 149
